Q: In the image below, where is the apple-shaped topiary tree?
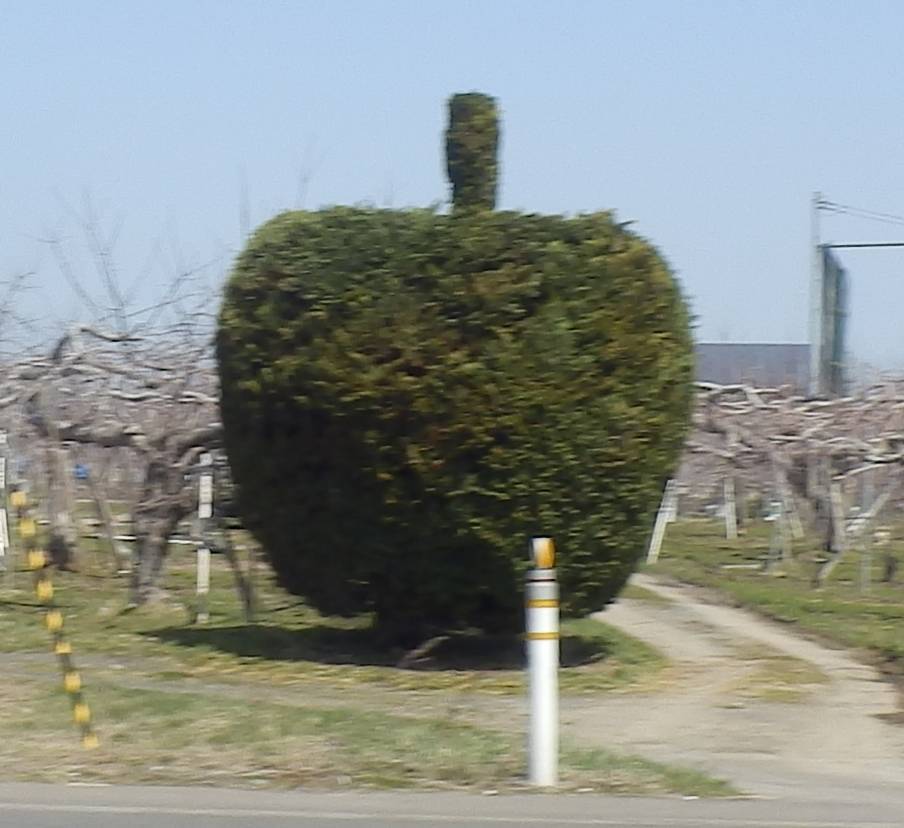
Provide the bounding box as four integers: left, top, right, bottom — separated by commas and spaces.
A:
216, 93, 694, 643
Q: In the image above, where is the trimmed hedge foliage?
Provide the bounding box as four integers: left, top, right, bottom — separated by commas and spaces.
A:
217, 207, 694, 640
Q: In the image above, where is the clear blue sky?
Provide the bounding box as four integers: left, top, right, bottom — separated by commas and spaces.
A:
4, 0, 904, 366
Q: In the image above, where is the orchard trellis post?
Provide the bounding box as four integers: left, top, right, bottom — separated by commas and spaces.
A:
723, 477, 738, 540
0, 431, 10, 586
646, 479, 677, 564
196, 452, 214, 623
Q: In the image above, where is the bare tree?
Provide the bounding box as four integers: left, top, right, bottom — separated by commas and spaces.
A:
677, 380, 904, 584
0, 202, 226, 604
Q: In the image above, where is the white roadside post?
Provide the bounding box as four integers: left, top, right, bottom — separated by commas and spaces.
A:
526, 537, 558, 788
0, 431, 8, 582
196, 452, 214, 623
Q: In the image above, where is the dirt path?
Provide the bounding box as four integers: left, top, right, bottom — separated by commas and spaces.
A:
566, 574, 904, 798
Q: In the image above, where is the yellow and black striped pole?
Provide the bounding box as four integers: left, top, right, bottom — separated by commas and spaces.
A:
526, 537, 558, 787
12, 488, 98, 750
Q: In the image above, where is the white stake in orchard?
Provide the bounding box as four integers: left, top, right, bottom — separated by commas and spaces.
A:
646, 478, 677, 564
0, 431, 8, 575
196, 452, 214, 623
526, 536, 558, 787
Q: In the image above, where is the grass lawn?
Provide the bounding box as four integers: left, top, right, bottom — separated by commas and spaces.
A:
0, 541, 732, 795
0, 677, 730, 794
647, 518, 904, 675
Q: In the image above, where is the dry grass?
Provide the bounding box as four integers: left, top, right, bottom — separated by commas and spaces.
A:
0, 549, 732, 795
725, 644, 829, 703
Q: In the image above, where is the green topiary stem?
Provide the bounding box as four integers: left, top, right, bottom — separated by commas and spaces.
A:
445, 92, 500, 212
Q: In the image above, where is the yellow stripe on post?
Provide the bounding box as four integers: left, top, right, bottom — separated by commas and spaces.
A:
27, 550, 47, 570
15, 487, 99, 752
527, 599, 559, 608
525, 631, 560, 641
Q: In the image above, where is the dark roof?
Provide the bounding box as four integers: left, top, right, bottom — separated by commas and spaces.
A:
695, 343, 810, 390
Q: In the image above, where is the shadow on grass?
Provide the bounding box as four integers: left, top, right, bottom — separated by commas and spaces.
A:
0, 597, 42, 610
146, 623, 608, 671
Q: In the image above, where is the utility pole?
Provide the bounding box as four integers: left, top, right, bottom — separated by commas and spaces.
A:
809, 192, 823, 397
807, 195, 904, 396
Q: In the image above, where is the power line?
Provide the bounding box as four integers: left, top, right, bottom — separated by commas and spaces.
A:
819, 199, 904, 228
823, 241, 904, 249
